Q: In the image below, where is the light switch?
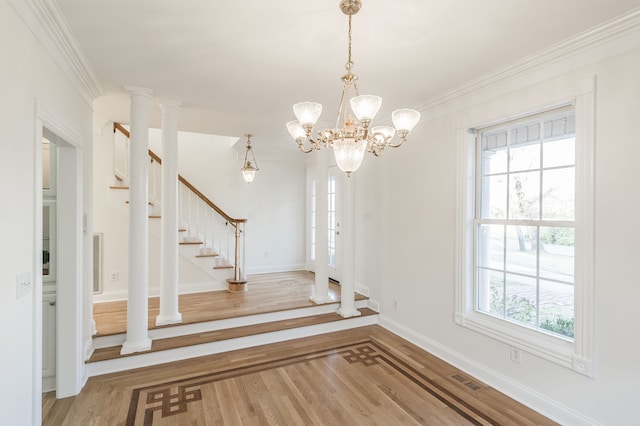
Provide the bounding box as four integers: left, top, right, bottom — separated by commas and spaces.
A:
16, 272, 32, 299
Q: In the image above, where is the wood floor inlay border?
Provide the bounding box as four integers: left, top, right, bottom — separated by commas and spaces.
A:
126, 339, 497, 425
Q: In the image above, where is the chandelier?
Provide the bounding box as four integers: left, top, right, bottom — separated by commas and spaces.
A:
286, 0, 420, 176
240, 133, 259, 183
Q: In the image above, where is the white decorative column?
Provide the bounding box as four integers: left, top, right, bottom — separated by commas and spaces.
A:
311, 149, 331, 304
337, 174, 361, 318
156, 100, 182, 326
121, 85, 153, 355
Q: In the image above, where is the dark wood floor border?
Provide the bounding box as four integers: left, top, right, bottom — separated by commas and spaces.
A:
369, 340, 500, 425
126, 339, 498, 425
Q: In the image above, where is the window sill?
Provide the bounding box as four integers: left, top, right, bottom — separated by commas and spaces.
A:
456, 311, 591, 376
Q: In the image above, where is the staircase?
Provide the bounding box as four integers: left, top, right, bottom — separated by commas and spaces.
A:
88, 124, 379, 376
111, 122, 246, 292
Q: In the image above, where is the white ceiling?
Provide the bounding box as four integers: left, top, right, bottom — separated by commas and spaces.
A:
58, 0, 640, 152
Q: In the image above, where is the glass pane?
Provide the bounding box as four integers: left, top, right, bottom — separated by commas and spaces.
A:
509, 125, 540, 172
539, 279, 574, 338
505, 225, 537, 277
480, 175, 507, 219
542, 167, 575, 220
543, 137, 575, 169
481, 131, 508, 175
328, 228, 335, 268
508, 171, 540, 219
478, 268, 504, 316
43, 206, 50, 276
477, 224, 504, 270
505, 273, 537, 326
539, 227, 574, 282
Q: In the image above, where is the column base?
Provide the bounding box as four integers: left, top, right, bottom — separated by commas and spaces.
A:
336, 307, 361, 318
121, 337, 152, 355
310, 295, 334, 305
227, 279, 248, 292
155, 313, 182, 326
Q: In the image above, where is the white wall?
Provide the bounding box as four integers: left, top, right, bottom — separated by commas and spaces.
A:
148, 129, 307, 275
0, 1, 94, 424
361, 21, 640, 425
92, 118, 307, 298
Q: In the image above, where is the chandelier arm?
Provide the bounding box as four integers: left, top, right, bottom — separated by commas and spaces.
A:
388, 139, 406, 148
297, 141, 314, 153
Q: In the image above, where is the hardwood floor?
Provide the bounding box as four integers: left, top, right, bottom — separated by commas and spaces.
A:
93, 271, 365, 337
44, 326, 556, 425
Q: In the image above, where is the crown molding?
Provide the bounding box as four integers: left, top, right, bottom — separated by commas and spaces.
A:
416, 7, 640, 117
8, 0, 102, 106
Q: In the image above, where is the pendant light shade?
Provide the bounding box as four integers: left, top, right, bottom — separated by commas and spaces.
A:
240, 133, 259, 183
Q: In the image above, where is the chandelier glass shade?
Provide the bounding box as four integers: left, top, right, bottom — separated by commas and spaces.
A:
286, 0, 420, 176
240, 133, 259, 183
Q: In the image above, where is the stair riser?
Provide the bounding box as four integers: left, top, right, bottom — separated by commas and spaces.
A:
87, 314, 377, 377
92, 299, 369, 349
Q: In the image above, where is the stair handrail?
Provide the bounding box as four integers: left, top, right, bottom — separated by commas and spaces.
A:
113, 123, 246, 226
113, 122, 247, 283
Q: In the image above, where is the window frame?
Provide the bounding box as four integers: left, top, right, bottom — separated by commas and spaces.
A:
455, 77, 595, 376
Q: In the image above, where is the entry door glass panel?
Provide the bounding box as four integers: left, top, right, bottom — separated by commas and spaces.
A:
328, 166, 342, 280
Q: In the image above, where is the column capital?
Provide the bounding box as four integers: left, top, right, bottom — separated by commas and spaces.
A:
124, 85, 153, 99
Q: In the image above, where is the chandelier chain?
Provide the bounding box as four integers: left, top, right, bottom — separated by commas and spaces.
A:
347, 14, 353, 71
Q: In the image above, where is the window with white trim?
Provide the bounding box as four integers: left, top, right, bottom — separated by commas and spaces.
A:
456, 79, 595, 376
477, 107, 576, 338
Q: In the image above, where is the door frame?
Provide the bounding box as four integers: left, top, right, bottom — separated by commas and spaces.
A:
33, 99, 85, 422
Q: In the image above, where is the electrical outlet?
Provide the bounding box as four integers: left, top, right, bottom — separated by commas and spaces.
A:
110, 271, 119, 281
393, 299, 399, 310
510, 346, 521, 364
16, 272, 32, 299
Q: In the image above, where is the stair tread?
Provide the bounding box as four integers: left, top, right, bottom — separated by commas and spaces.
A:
109, 185, 129, 190
213, 264, 233, 269
180, 240, 203, 245
196, 253, 219, 258
87, 308, 377, 363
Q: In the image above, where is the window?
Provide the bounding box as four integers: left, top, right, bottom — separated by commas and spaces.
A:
328, 174, 337, 268
455, 78, 595, 376
477, 108, 576, 339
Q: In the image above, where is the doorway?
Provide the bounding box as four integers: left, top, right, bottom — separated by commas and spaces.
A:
41, 135, 57, 392
34, 105, 85, 425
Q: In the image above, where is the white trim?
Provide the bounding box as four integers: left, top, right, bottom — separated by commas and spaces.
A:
246, 263, 307, 275
92, 280, 229, 303
378, 316, 600, 426
7, 0, 101, 107
33, 99, 86, 424
416, 8, 640, 119
454, 78, 596, 376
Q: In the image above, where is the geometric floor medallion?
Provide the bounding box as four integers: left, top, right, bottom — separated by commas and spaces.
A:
127, 340, 497, 425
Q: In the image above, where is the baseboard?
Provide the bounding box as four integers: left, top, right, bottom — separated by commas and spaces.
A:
366, 297, 380, 312
42, 376, 56, 393
246, 264, 306, 275
93, 281, 228, 303
355, 281, 370, 297
378, 315, 599, 426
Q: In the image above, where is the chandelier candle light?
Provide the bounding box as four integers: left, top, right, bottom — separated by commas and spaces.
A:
286, 0, 421, 176
241, 133, 259, 183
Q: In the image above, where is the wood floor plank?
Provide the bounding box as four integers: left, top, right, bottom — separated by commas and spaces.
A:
47, 326, 556, 425
93, 271, 366, 337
